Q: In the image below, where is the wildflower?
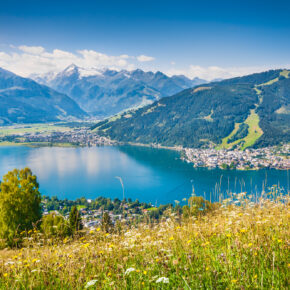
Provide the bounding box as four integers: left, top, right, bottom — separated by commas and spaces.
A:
85, 280, 98, 288
231, 279, 237, 283
248, 243, 253, 247
96, 228, 101, 231
155, 258, 159, 262
226, 233, 231, 238
187, 240, 192, 244
169, 236, 174, 241
143, 271, 147, 275
3, 273, 8, 277
107, 272, 111, 276
240, 229, 246, 233
254, 274, 257, 279
206, 267, 209, 271
156, 277, 169, 283
277, 239, 282, 243
125, 268, 135, 275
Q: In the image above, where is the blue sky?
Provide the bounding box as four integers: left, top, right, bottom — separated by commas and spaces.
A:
0, 0, 290, 79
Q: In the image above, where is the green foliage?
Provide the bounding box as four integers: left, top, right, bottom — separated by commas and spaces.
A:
41, 214, 71, 238
0, 168, 42, 246
227, 123, 249, 143
101, 212, 113, 233
186, 196, 219, 217
69, 206, 83, 234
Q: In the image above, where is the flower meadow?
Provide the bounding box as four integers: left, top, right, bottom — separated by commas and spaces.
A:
0, 192, 289, 289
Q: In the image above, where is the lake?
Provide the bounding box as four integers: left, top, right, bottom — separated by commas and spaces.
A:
0, 145, 288, 204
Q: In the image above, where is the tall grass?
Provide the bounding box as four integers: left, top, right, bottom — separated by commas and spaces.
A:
0, 192, 288, 289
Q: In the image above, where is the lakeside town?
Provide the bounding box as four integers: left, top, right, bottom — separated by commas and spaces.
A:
183, 145, 290, 170
1, 127, 289, 170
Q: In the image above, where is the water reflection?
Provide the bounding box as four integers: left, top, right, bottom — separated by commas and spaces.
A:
0, 146, 288, 204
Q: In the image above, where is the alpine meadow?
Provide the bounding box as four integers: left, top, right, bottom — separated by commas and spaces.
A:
0, 0, 289, 289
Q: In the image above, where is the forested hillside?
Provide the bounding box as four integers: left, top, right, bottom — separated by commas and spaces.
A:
92, 69, 290, 149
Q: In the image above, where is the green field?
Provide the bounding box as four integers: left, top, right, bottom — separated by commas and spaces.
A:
240, 109, 263, 149
216, 122, 242, 150
217, 109, 263, 150
0, 123, 71, 136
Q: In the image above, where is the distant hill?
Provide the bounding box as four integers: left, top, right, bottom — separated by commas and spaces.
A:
34, 65, 206, 118
92, 69, 290, 149
0, 68, 87, 125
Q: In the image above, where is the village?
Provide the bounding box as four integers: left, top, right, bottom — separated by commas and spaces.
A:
183, 144, 290, 170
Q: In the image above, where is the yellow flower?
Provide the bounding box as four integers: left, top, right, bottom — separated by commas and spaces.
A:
231, 279, 237, 283
90, 230, 94, 234
240, 229, 246, 233
107, 272, 111, 276
254, 252, 258, 256
97, 227, 101, 231
277, 239, 282, 243
3, 273, 8, 277
169, 236, 174, 241
187, 240, 192, 244
156, 258, 159, 262
248, 243, 253, 247
226, 234, 231, 238
206, 267, 209, 271
143, 271, 147, 275
254, 274, 257, 279
136, 270, 140, 273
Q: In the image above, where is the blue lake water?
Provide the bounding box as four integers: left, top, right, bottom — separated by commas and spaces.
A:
0, 145, 288, 204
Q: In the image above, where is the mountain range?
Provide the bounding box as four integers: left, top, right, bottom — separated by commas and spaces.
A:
33, 64, 206, 118
0, 68, 87, 125
92, 69, 290, 149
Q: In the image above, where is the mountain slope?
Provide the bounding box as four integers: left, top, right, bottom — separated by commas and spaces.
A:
0, 68, 87, 125
35, 65, 205, 118
92, 69, 290, 148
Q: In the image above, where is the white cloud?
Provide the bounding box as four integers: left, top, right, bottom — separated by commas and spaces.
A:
137, 55, 155, 62
18, 45, 45, 55
0, 45, 156, 77
166, 64, 289, 81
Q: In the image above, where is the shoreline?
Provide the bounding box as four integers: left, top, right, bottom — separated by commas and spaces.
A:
0, 140, 289, 171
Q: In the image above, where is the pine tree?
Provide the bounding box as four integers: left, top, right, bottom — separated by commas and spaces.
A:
69, 206, 83, 234
0, 168, 42, 246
